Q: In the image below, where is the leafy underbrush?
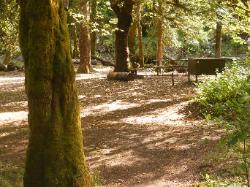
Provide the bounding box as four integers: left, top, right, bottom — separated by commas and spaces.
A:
195, 58, 250, 185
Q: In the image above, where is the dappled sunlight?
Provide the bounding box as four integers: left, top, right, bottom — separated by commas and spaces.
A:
0, 111, 28, 126
76, 67, 113, 80
120, 101, 189, 126
81, 100, 140, 117
0, 71, 226, 186
0, 77, 24, 86
2, 101, 27, 108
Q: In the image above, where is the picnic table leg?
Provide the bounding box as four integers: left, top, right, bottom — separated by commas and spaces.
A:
195, 75, 198, 82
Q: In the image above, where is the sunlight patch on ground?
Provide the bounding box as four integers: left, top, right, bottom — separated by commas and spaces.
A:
0, 111, 28, 125
2, 101, 27, 108
120, 101, 189, 126
76, 67, 113, 80
81, 100, 140, 117
88, 149, 143, 169
0, 77, 24, 86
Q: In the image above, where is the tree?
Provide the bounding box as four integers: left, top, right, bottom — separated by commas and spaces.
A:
128, 20, 137, 62
19, 0, 92, 186
78, 0, 92, 73
90, 0, 97, 56
156, 0, 164, 67
111, 0, 134, 72
135, 1, 144, 67
215, 21, 222, 58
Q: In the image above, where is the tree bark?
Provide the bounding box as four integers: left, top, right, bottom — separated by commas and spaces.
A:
156, 0, 164, 67
3, 50, 11, 65
111, 0, 134, 72
72, 25, 79, 59
215, 22, 222, 58
19, 1, 92, 186
78, 0, 92, 73
90, 0, 97, 56
128, 21, 137, 62
136, 2, 144, 67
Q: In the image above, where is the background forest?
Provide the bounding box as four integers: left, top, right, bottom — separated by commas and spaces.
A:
0, 0, 249, 68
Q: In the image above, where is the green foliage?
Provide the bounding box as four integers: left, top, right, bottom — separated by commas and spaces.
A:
0, 0, 20, 56
197, 174, 246, 187
0, 162, 24, 187
196, 58, 250, 184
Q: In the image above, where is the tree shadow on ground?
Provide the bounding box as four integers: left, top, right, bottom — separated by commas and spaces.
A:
0, 74, 225, 186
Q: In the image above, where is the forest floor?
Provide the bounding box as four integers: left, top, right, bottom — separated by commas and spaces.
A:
0, 67, 229, 187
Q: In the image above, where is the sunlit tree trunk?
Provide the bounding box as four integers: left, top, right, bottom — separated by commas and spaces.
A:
128, 21, 137, 62
156, 0, 164, 66
90, 0, 97, 56
136, 2, 144, 67
19, 0, 92, 186
72, 25, 79, 58
3, 50, 11, 65
78, 0, 92, 73
215, 21, 222, 58
111, 0, 134, 72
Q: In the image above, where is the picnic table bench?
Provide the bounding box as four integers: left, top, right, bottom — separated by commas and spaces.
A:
187, 57, 234, 82
140, 57, 235, 85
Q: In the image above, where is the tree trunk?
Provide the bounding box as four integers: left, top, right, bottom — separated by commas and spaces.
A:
19, 1, 92, 186
128, 21, 137, 62
78, 0, 92, 73
136, 2, 144, 67
111, 0, 134, 72
156, 0, 164, 67
72, 25, 79, 59
215, 22, 222, 58
3, 50, 11, 65
90, 0, 97, 56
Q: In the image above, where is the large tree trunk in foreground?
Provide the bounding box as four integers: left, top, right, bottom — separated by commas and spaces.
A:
215, 22, 222, 58
78, 0, 92, 73
111, 0, 134, 72
19, 1, 92, 186
136, 2, 144, 67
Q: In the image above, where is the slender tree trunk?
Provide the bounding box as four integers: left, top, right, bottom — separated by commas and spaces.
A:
128, 21, 137, 62
19, 1, 92, 186
156, 0, 164, 66
90, 0, 97, 56
215, 22, 222, 58
78, 0, 92, 73
3, 50, 11, 65
72, 25, 79, 58
111, 0, 134, 72
136, 2, 144, 67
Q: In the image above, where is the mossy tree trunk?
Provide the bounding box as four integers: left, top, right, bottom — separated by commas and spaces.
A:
215, 21, 222, 58
111, 0, 134, 72
90, 0, 97, 56
19, 0, 92, 186
156, 0, 164, 67
136, 2, 144, 67
78, 0, 92, 73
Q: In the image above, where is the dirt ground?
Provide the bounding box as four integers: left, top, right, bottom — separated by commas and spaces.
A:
0, 68, 225, 187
